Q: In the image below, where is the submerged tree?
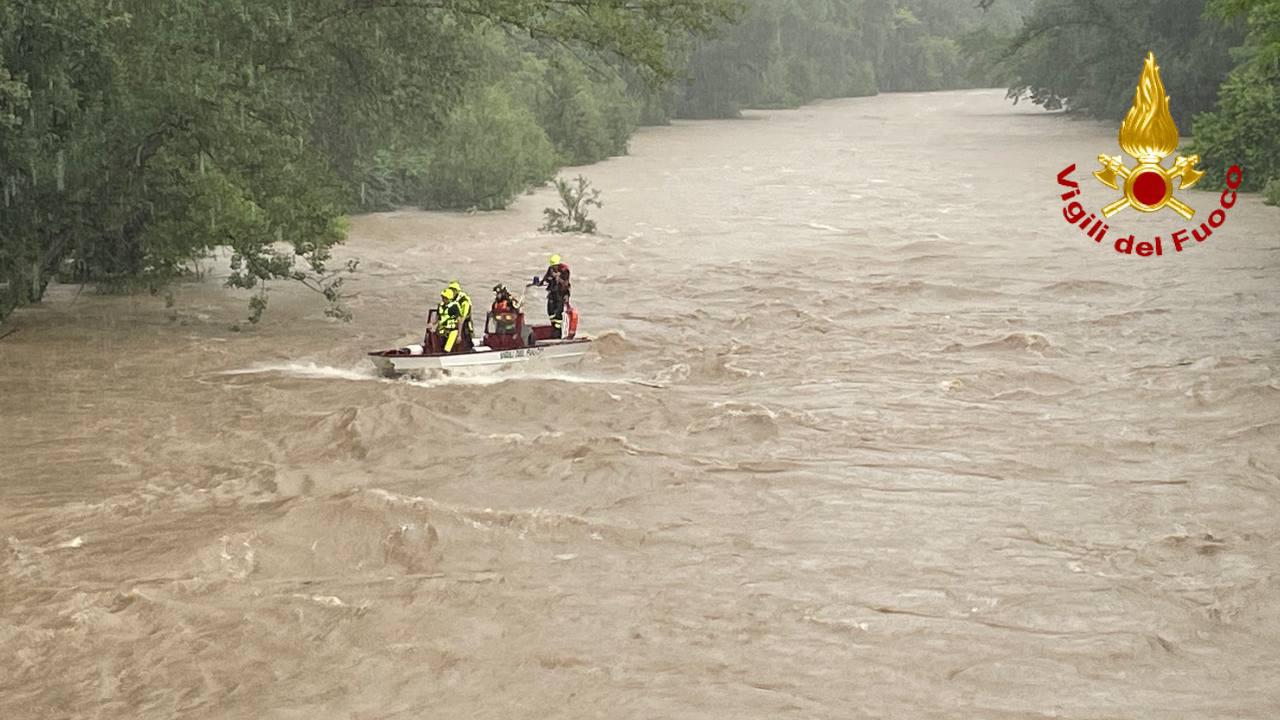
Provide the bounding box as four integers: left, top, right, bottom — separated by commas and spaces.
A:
541, 176, 603, 234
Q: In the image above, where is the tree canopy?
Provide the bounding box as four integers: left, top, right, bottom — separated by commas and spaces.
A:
0, 0, 738, 321
1189, 0, 1280, 192
984, 0, 1278, 192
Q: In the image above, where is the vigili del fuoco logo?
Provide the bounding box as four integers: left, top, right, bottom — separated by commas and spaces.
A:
1056, 52, 1244, 257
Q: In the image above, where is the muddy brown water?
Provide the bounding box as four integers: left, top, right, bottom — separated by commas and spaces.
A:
2, 90, 1279, 719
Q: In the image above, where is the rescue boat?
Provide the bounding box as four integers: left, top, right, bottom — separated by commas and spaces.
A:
367, 297, 589, 376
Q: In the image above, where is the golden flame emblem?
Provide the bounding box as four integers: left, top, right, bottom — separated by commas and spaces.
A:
1093, 52, 1204, 219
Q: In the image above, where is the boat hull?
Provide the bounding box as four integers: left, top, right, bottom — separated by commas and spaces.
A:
368, 338, 591, 375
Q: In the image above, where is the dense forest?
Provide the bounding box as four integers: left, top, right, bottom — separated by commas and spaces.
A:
0, 0, 737, 321
661, 0, 1034, 118
1, 0, 1275, 322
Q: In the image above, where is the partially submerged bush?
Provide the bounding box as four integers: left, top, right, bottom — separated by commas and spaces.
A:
541, 175, 602, 234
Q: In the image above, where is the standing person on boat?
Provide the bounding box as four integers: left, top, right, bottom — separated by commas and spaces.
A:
447, 280, 474, 345
533, 254, 571, 338
436, 285, 467, 353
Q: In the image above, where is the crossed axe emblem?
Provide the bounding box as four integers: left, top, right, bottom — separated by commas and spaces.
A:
1093, 153, 1204, 220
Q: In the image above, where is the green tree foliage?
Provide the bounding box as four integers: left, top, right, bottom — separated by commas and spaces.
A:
422, 86, 558, 210
990, 0, 1278, 196
878, 1, 1020, 92
672, 0, 888, 117
992, 0, 1244, 127
0, 0, 738, 322
1189, 0, 1280, 191
535, 58, 638, 166
666, 0, 1029, 118
0, 0, 468, 321
1, 0, 119, 317
351, 28, 640, 213
1190, 62, 1280, 190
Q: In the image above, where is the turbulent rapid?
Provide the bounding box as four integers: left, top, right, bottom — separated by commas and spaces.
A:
2, 90, 1279, 719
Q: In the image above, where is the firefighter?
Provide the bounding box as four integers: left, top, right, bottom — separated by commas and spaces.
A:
532, 254, 570, 338
490, 283, 520, 334
436, 285, 466, 353
446, 280, 473, 345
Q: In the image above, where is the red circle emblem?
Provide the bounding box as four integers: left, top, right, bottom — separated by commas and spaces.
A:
1132, 171, 1168, 207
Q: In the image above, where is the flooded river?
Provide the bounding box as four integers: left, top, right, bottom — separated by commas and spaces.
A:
2, 89, 1279, 719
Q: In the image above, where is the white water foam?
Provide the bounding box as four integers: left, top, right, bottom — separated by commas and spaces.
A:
805, 221, 845, 233
215, 361, 660, 390
216, 361, 377, 382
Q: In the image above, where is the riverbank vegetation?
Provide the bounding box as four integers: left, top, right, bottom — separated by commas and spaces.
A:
0, 0, 737, 321
2, 0, 1275, 322
657, 0, 1035, 119
986, 0, 1279, 193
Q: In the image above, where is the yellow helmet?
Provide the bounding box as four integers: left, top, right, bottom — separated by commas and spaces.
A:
548, 254, 561, 266
447, 280, 462, 292
441, 287, 457, 301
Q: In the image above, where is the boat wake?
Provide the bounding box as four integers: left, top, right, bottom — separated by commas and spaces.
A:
217, 361, 377, 382
215, 361, 663, 390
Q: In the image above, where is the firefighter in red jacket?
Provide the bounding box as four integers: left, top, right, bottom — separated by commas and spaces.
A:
533, 254, 571, 338
490, 284, 520, 334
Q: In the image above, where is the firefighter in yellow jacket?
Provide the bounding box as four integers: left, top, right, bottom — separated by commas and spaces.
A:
446, 280, 473, 344
436, 283, 473, 353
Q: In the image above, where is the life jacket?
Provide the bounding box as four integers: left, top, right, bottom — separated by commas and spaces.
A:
489, 295, 515, 331
437, 298, 461, 330
543, 264, 571, 296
